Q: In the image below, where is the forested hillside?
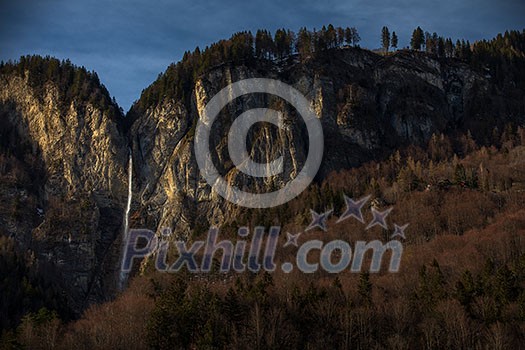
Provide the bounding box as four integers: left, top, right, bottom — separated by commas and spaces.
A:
1, 26, 524, 349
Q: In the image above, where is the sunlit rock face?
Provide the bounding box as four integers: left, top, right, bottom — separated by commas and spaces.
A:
0, 47, 521, 315
0, 70, 128, 314
129, 48, 509, 238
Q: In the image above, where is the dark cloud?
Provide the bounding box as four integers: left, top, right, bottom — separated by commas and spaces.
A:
1, 0, 523, 110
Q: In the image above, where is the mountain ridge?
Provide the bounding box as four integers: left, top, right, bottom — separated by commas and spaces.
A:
0, 28, 524, 321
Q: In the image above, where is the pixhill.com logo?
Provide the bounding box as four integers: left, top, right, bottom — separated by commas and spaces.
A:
121, 194, 407, 274
122, 79, 407, 275
194, 78, 323, 208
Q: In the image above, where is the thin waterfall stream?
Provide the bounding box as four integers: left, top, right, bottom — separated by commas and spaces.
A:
118, 149, 133, 290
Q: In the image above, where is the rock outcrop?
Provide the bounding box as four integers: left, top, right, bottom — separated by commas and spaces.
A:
1, 46, 523, 316
0, 62, 128, 314
128, 48, 522, 238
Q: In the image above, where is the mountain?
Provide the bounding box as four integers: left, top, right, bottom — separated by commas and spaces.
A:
0, 29, 524, 327
0, 56, 128, 322
128, 40, 524, 239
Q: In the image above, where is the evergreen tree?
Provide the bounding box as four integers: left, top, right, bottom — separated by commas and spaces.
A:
444, 38, 454, 57
296, 27, 313, 61
410, 26, 425, 50
437, 37, 445, 57
454, 163, 467, 185
397, 166, 418, 192
274, 29, 288, 59
345, 27, 360, 47
425, 32, 434, 53
255, 29, 274, 59
326, 24, 337, 48
391, 31, 398, 50
358, 272, 373, 306
314, 27, 328, 52
454, 39, 461, 57
430, 32, 439, 54
381, 26, 390, 53
337, 27, 345, 46
463, 40, 472, 60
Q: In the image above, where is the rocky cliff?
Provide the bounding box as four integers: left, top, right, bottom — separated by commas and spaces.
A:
1, 42, 523, 317
128, 47, 523, 238
0, 57, 128, 315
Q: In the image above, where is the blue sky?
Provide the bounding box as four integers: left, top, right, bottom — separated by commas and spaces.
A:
1, 0, 524, 111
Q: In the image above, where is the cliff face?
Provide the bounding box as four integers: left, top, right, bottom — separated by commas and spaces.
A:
1, 47, 523, 316
0, 67, 128, 314
129, 48, 521, 237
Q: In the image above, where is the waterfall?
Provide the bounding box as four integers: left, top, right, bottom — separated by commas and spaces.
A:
118, 149, 133, 291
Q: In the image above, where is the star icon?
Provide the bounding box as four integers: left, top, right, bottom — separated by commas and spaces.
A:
284, 232, 301, 247
305, 209, 333, 232
365, 207, 393, 230
391, 223, 409, 240
336, 194, 371, 224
